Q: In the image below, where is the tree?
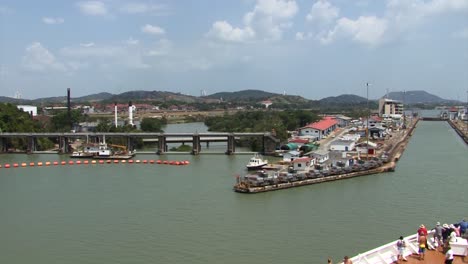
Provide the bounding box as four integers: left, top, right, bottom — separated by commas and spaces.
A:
140, 117, 165, 132
50, 109, 84, 132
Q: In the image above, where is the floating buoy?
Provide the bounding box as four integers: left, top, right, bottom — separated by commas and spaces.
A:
149, 160, 155, 164
121, 160, 127, 163
175, 161, 180, 165
106, 160, 111, 164
4, 164, 10, 168
163, 160, 168, 164
135, 160, 141, 163
53, 161, 59, 166
113, 160, 119, 164
184, 161, 190, 165
83, 160, 89, 164
13, 163, 19, 168
68, 161, 74, 165
45, 161, 51, 166
38, 162, 43, 166
0, 164, 2, 168
29, 162, 35, 167
75, 160, 81, 165
91, 160, 97, 164
61, 161, 66, 165
99, 160, 104, 164
169, 161, 176, 165
143, 160, 148, 164
21, 163, 27, 167
128, 160, 134, 164
157, 160, 162, 164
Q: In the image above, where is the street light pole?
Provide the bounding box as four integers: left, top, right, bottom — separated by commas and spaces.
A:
366, 82, 370, 160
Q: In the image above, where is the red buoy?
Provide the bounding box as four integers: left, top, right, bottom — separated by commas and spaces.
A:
61, 161, 66, 165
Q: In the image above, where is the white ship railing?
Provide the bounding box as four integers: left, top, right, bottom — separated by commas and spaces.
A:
340, 230, 436, 264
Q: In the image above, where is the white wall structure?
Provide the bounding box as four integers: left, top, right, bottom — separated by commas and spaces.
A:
17, 105, 37, 116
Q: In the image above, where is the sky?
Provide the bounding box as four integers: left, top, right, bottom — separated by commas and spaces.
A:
0, 0, 467, 101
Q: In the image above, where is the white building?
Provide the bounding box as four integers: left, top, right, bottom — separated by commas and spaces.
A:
311, 149, 329, 164
291, 157, 314, 171
379, 98, 403, 117
283, 150, 301, 162
17, 105, 37, 116
329, 140, 356, 152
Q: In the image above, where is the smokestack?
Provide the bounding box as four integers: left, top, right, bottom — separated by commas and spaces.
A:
128, 101, 134, 126
67, 88, 71, 130
114, 102, 118, 128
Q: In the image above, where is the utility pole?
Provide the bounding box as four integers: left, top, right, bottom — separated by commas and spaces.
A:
366, 82, 370, 160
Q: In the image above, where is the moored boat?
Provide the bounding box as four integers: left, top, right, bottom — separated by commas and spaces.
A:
246, 154, 268, 170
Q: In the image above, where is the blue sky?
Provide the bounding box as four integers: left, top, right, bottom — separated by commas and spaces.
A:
0, 0, 467, 101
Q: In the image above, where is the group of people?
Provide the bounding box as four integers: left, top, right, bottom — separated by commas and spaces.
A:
329, 220, 467, 264
396, 220, 467, 263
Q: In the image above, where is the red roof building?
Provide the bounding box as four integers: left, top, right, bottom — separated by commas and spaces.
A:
298, 117, 338, 140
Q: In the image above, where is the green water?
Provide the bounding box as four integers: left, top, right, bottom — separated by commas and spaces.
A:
0, 121, 466, 263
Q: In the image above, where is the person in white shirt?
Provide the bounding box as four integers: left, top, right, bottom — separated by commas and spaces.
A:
445, 245, 454, 264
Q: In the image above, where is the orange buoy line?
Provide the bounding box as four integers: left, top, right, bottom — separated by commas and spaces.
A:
1, 159, 191, 169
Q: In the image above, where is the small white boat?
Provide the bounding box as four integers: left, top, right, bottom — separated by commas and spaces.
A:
246, 154, 268, 170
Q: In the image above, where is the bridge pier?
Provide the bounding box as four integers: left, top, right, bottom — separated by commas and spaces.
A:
59, 136, 70, 153
126, 136, 134, 152
157, 136, 166, 154
226, 134, 235, 155
27, 136, 38, 153
0, 137, 6, 153
192, 135, 201, 155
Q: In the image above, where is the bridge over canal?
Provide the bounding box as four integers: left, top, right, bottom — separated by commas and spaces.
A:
0, 132, 280, 155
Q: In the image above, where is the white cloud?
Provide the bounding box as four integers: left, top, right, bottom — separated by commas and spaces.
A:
295, 31, 313, 40
387, 0, 468, 30
320, 16, 388, 46
207, 21, 255, 43
141, 24, 165, 35
452, 28, 468, 39
80, 42, 95, 47
120, 3, 167, 15
306, 0, 339, 24
146, 39, 172, 56
22, 42, 67, 72
125, 37, 140, 45
208, 0, 298, 43
60, 43, 150, 69
42, 17, 64, 24
315, 0, 468, 46
76, 1, 108, 16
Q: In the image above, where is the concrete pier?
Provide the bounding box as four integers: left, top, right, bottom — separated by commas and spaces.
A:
233, 119, 419, 194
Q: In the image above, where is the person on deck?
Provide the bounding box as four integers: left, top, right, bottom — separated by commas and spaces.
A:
343, 256, 353, 264
417, 224, 428, 236
396, 236, 407, 262
433, 222, 443, 250
418, 235, 427, 260
459, 219, 468, 237
445, 245, 454, 264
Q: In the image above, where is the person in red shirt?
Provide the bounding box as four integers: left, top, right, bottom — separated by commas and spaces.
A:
418, 224, 428, 236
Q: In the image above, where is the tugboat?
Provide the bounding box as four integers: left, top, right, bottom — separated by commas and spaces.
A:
246, 154, 268, 170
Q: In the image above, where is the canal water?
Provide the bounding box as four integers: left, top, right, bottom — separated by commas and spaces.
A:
0, 120, 466, 264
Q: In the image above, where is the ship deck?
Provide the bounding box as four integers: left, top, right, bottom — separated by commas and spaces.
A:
395, 249, 466, 264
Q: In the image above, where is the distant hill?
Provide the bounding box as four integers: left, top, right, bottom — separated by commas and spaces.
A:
0, 89, 460, 106
319, 94, 368, 104
384, 90, 459, 104
205, 89, 278, 101
108, 90, 201, 103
